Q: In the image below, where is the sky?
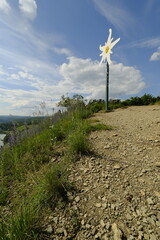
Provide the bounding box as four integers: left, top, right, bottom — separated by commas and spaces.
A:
0, 0, 160, 115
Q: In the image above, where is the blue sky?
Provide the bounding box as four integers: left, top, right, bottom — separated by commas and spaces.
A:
0, 0, 160, 115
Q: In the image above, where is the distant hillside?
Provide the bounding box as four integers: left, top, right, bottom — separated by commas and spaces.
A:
0, 115, 45, 133
0, 115, 31, 123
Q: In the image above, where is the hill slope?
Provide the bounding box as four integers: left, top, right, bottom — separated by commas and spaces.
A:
44, 105, 160, 239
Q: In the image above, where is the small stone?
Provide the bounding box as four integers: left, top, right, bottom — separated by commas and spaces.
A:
96, 203, 102, 208
100, 219, 105, 228
86, 223, 91, 229
147, 197, 154, 205
64, 229, 67, 237
111, 204, 116, 210
45, 225, 53, 233
155, 162, 160, 167
81, 219, 85, 225
150, 234, 157, 240
128, 236, 135, 240
104, 145, 111, 149
106, 222, 110, 230
56, 227, 64, 234
154, 191, 160, 198
141, 206, 147, 215
53, 217, 58, 224
114, 164, 121, 170
143, 234, 150, 240
126, 213, 132, 220
102, 203, 107, 209
95, 232, 102, 239
112, 223, 123, 240
75, 196, 80, 203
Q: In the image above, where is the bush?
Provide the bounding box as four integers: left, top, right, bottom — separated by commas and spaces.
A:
87, 99, 105, 113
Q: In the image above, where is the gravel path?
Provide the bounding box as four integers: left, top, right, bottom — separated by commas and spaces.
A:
45, 105, 160, 240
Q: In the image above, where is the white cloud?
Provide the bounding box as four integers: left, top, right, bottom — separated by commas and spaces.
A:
53, 47, 72, 57
131, 38, 160, 48
0, 57, 145, 115
59, 57, 145, 100
0, 0, 11, 13
150, 47, 160, 61
19, 0, 37, 20
93, 0, 134, 32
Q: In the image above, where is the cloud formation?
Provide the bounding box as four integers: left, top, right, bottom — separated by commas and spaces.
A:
19, 0, 37, 20
132, 38, 160, 48
59, 57, 145, 100
150, 47, 160, 61
0, 0, 11, 13
93, 0, 134, 32
0, 57, 145, 115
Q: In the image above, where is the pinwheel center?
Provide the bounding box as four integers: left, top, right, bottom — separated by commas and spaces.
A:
105, 46, 109, 53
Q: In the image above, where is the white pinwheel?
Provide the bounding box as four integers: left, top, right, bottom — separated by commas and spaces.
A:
99, 28, 120, 64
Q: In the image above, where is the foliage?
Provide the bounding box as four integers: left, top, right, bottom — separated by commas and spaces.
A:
87, 99, 105, 113
109, 94, 160, 110
57, 94, 85, 109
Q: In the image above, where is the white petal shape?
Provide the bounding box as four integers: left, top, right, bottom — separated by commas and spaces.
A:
110, 38, 120, 49
99, 28, 120, 65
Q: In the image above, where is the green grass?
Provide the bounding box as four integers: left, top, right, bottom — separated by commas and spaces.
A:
86, 123, 113, 133
0, 162, 71, 240
67, 127, 90, 156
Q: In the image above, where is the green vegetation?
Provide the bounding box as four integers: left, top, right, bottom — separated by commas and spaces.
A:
0, 95, 111, 239
0, 116, 44, 134
109, 94, 160, 110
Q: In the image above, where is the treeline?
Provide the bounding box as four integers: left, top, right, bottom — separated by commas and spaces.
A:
109, 94, 160, 109
87, 94, 160, 112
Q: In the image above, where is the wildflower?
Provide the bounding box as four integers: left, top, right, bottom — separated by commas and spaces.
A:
99, 28, 120, 64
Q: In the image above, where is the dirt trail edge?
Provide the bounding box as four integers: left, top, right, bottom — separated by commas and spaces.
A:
46, 105, 160, 240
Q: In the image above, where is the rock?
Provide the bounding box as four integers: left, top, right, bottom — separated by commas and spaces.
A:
114, 164, 121, 170
126, 213, 132, 220
147, 197, 154, 205
85, 223, 91, 229
95, 232, 102, 239
155, 162, 160, 167
56, 227, 64, 234
102, 203, 107, 209
53, 217, 58, 224
112, 223, 123, 240
106, 222, 110, 230
154, 191, 160, 198
100, 219, 105, 228
81, 219, 85, 225
45, 225, 53, 233
75, 196, 80, 203
150, 234, 157, 240
95, 203, 102, 208
143, 233, 150, 240
141, 206, 147, 215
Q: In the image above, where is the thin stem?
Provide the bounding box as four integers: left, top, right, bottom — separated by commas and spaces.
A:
106, 62, 109, 111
